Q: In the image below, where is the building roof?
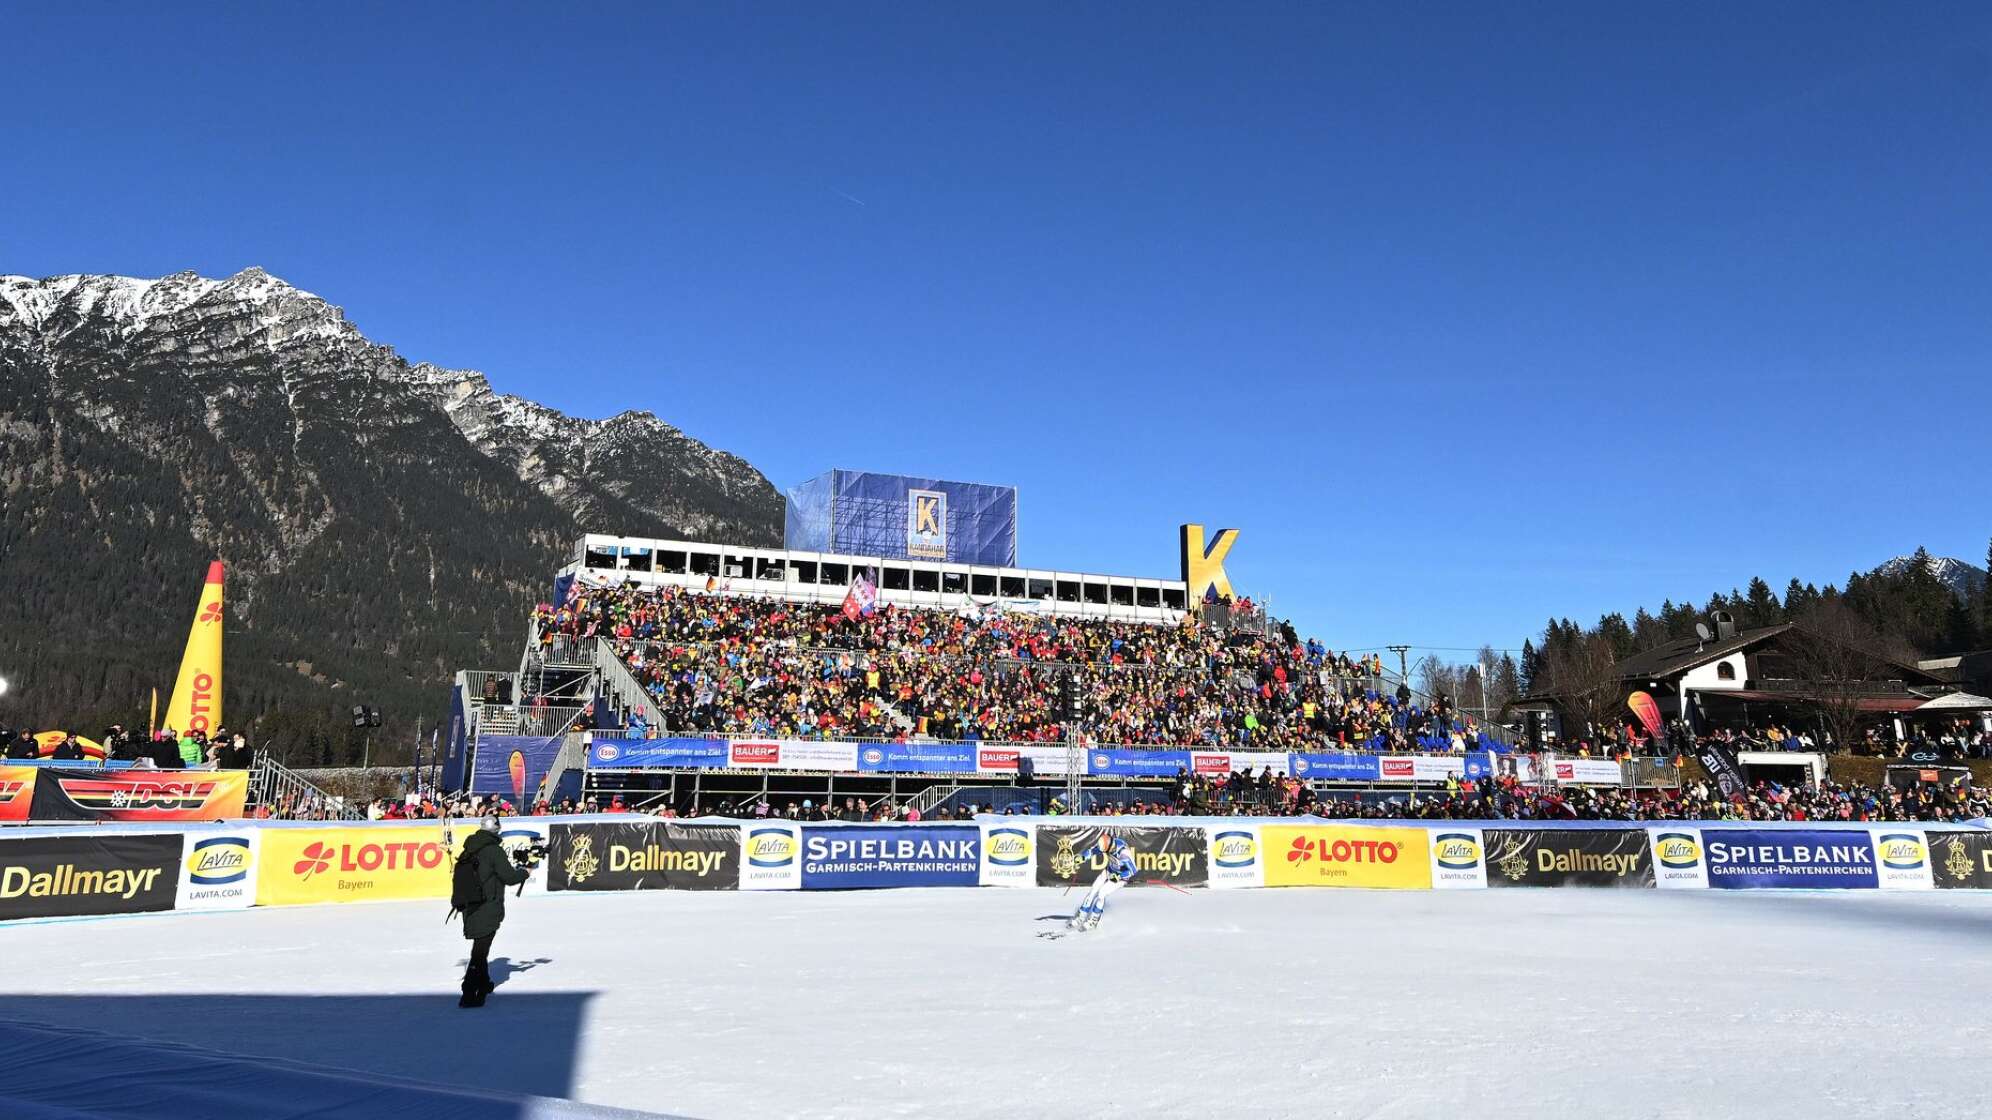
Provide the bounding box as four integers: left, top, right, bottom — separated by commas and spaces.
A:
1611, 624, 1793, 684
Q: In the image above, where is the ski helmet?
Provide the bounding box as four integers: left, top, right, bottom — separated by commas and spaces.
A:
480, 813, 501, 834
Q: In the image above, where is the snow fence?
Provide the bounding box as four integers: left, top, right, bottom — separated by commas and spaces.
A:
5, 815, 1992, 923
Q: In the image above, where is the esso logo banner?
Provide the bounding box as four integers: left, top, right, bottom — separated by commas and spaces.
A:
978, 823, 1035, 887
1206, 825, 1264, 889
257, 826, 453, 906
739, 823, 802, 890
177, 832, 260, 910
1261, 825, 1432, 889
1428, 828, 1486, 889
1648, 829, 1708, 889
1869, 829, 1932, 891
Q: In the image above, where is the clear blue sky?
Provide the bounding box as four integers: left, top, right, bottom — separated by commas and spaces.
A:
8, 4, 1989, 660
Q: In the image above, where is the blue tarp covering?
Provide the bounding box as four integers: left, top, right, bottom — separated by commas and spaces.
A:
785, 469, 1019, 566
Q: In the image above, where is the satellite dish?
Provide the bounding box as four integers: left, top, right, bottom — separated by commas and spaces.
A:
1694, 623, 1713, 642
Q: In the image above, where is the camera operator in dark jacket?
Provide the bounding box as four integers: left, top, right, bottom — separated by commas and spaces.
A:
456, 814, 534, 1008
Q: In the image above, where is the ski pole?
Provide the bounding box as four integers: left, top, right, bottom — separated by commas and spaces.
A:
1142, 879, 1192, 895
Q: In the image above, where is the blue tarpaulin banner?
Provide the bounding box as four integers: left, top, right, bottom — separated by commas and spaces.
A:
1462, 751, 1495, 780
1703, 829, 1878, 889
799, 825, 981, 889
1288, 753, 1382, 781
1087, 749, 1192, 777
856, 743, 978, 773
588, 737, 726, 769
470, 735, 564, 800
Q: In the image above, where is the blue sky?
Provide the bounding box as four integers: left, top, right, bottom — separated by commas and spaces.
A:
7, 4, 1989, 659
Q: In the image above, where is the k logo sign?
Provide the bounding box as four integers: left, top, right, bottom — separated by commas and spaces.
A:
906, 489, 948, 559
1180, 523, 1239, 602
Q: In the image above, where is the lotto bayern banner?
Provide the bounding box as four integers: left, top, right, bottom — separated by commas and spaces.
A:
1288, 753, 1381, 781
857, 743, 977, 774
799, 825, 980, 889
1261, 824, 1432, 889
588, 737, 726, 769
1702, 829, 1878, 890
256, 825, 453, 907
2, 767, 248, 822
1086, 749, 1192, 778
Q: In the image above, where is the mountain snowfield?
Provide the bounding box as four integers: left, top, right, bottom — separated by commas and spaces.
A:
1875, 552, 1988, 602
0, 267, 782, 738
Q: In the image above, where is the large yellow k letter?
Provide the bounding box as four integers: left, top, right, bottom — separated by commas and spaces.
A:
1181, 524, 1238, 603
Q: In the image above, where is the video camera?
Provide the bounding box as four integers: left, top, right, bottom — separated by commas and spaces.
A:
511, 839, 550, 868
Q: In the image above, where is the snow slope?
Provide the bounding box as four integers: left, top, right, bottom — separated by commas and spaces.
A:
4, 888, 1990, 1119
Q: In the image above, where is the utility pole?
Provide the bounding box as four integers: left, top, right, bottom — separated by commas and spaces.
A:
1387, 646, 1412, 691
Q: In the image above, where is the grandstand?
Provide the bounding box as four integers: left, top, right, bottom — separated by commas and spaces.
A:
442, 526, 1584, 816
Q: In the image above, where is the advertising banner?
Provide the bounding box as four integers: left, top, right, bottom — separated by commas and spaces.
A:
799, 825, 980, 889
0, 833, 181, 921
488, 818, 553, 896
1482, 829, 1654, 887
1429, 829, 1486, 889
739, 821, 802, 890
1462, 752, 1496, 781
257, 825, 453, 907
1927, 831, 1992, 889
1035, 826, 1208, 887
1289, 753, 1381, 782
15, 768, 248, 822
1695, 738, 1749, 799
1411, 756, 1466, 782
1870, 829, 1933, 890
726, 740, 861, 772
857, 743, 978, 774
1552, 759, 1626, 785
469, 735, 563, 800
1086, 749, 1192, 779
588, 737, 725, 769
1206, 824, 1265, 889
546, 821, 739, 891
973, 745, 1077, 778
979, 822, 1035, 886
0, 766, 38, 823
1703, 829, 1878, 890
1190, 751, 1289, 777
1261, 825, 1432, 889
176, 831, 261, 911
1649, 829, 1709, 889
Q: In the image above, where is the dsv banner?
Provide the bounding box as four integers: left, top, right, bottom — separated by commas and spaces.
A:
1035, 826, 1208, 887
1482, 829, 1655, 887
547, 821, 741, 891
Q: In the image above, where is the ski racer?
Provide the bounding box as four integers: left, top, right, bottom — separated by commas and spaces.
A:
1070, 833, 1137, 930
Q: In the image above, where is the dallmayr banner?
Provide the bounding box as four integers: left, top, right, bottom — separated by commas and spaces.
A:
546, 821, 740, 891
1928, 831, 1992, 889
257, 825, 453, 907
1035, 826, 1208, 888
9, 768, 248, 823
799, 825, 979, 889
1482, 829, 1654, 888
1260, 825, 1432, 889
1703, 829, 1878, 890
0, 834, 181, 921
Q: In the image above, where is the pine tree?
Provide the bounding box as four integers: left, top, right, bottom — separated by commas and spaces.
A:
1519, 640, 1541, 694
1743, 577, 1780, 629
1981, 536, 1992, 638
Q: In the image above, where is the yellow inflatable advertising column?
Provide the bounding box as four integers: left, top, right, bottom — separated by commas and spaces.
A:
163, 561, 225, 737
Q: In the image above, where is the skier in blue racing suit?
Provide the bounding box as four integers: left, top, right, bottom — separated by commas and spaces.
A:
1071, 833, 1137, 930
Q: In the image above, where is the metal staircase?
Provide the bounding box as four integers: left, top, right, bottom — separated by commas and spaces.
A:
248, 750, 365, 820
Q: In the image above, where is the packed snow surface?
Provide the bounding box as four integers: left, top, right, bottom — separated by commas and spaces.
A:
5, 887, 1990, 1119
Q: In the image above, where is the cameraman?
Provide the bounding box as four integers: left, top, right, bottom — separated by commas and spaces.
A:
455, 814, 541, 1008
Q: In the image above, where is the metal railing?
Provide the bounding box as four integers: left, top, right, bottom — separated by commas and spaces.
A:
249, 750, 365, 820
594, 638, 669, 732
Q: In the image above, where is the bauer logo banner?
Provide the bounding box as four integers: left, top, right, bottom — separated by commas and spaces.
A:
1261, 825, 1432, 889
177, 832, 260, 911
800, 825, 979, 889
1428, 829, 1486, 889
1869, 829, 1933, 891
973, 745, 1077, 778
1206, 825, 1264, 889
1482, 829, 1654, 888
1036, 826, 1208, 887
1927, 831, 1992, 889
546, 821, 739, 891
257, 825, 453, 907
1190, 751, 1290, 777
979, 823, 1035, 886
1649, 829, 1709, 889
25, 768, 248, 822
740, 822, 802, 890
1703, 829, 1877, 890
0, 833, 180, 921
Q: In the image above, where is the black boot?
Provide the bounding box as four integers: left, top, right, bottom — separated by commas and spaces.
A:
459, 969, 487, 1008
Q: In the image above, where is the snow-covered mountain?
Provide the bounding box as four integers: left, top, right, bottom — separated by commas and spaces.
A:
0, 268, 783, 744
1874, 553, 1988, 602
